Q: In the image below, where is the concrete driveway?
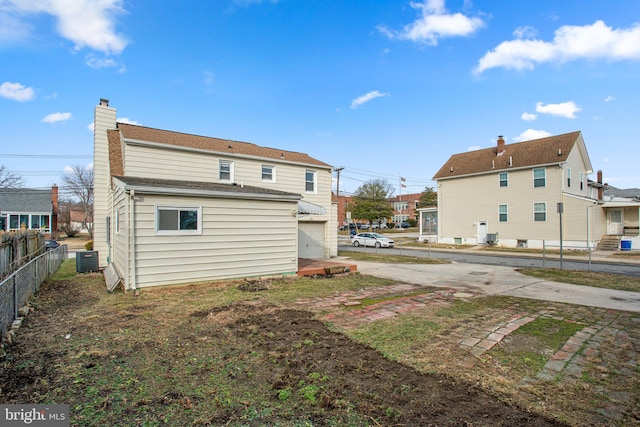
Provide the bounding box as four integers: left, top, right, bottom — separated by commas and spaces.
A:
354, 260, 640, 313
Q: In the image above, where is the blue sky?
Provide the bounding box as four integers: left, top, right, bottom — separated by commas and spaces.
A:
1, 0, 639, 198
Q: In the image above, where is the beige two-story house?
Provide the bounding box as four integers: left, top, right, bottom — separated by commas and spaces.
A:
432, 132, 608, 249
93, 99, 336, 289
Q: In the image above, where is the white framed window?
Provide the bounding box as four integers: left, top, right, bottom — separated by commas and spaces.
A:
533, 168, 546, 188
534, 202, 546, 222
580, 172, 584, 190
156, 206, 202, 235
499, 204, 508, 222
567, 168, 571, 187
219, 160, 234, 182
499, 172, 508, 187
261, 164, 275, 182
305, 170, 317, 193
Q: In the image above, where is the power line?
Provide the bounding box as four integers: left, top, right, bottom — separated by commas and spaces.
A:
0, 154, 92, 159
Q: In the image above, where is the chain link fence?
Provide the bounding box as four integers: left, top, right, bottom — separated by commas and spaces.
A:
0, 245, 67, 339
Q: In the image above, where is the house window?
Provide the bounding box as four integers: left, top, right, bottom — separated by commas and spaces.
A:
156, 206, 202, 235
580, 173, 584, 190
533, 168, 546, 188
262, 165, 275, 182
499, 204, 508, 222
499, 172, 508, 187
305, 170, 316, 193
9, 215, 19, 229
567, 168, 571, 187
534, 202, 546, 222
219, 160, 233, 182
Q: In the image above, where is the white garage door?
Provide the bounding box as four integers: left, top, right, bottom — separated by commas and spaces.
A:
298, 222, 325, 259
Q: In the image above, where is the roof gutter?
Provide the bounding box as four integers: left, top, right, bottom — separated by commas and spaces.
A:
124, 185, 301, 202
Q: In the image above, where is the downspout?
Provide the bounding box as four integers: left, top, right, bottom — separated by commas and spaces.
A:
129, 189, 138, 295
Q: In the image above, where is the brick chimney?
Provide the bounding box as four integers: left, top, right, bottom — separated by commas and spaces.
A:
496, 135, 505, 156
597, 170, 603, 200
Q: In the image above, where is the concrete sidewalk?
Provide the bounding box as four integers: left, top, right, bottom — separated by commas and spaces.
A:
353, 260, 640, 313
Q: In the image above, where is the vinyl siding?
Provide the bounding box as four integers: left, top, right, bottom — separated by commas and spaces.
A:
131, 194, 298, 288
93, 104, 117, 267
438, 165, 564, 243
123, 143, 332, 211
112, 185, 129, 288
563, 144, 591, 197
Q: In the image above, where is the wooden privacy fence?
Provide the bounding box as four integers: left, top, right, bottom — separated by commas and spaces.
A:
0, 230, 44, 281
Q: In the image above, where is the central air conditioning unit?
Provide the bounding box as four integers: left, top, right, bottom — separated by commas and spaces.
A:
486, 233, 498, 246
76, 251, 99, 273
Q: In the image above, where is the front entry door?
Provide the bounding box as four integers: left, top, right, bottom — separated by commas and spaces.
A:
477, 221, 488, 244
607, 209, 623, 235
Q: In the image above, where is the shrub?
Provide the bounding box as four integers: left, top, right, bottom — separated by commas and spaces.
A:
85, 240, 93, 251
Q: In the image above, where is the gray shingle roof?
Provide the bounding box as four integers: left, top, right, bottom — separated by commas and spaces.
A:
113, 176, 301, 200
0, 188, 52, 212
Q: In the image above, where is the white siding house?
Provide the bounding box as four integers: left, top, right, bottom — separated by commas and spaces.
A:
93, 99, 336, 289
430, 132, 619, 249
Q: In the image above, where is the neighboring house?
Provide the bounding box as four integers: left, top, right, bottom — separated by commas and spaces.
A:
93, 99, 336, 289
69, 209, 93, 235
430, 132, 618, 249
0, 186, 58, 238
600, 184, 640, 244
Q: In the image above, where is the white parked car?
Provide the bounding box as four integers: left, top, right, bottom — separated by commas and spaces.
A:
350, 232, 394, 248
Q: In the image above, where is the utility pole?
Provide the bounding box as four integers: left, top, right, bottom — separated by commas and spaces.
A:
334, 166, 344, 197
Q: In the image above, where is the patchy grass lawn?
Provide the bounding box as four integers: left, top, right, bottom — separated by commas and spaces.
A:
0, 260, 638, 426
338, 250, 449, 264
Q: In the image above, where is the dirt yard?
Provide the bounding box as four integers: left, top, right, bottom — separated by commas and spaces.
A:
0, 259, 638, 426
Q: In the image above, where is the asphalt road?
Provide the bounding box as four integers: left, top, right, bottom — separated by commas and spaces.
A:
338, 243, 640, 277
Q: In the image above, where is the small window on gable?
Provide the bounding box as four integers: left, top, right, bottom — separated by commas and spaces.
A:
567, 168, 571, 187
499, 204, 508, 222
533, 168, 546, 188
156, 206, 202, 235
534, 202, 546, 222
499, 172, 508, 187
219, 160, 233, 182
262, 165, 275, 182
305, 170, 316, 193
580, 172, 584, 190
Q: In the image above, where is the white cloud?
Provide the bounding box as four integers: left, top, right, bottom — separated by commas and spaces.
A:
521, 112, 537, 121
85, 55, 120, 69
475, 20, 640, 74
87, 122, 94, 132
0, 81, 35, 101
378, 0, 485, 45
604, 95, 616, 102
42, 112, 72, 124
513, 129, 552, 142
535, 101, 581, 118
350, 90, 388, 109
467, 145, 481, 151
116, 117, 141, 125
2, 0, 128, 54
513, 26, 536, 39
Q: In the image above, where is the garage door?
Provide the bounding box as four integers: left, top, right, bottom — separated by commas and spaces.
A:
298, 222, 325, 259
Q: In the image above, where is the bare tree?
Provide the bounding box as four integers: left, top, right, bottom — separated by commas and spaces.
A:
62, 165, 94, 236
0, 165, 25, 188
